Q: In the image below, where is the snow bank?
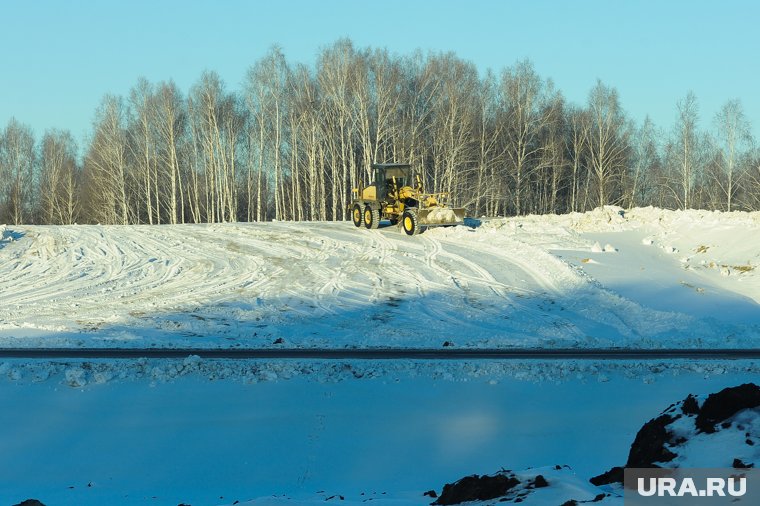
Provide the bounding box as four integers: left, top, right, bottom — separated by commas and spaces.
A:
0, 357, 756, 388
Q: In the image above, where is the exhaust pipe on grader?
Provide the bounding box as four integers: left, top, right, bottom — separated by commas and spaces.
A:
350, 163, 466, 235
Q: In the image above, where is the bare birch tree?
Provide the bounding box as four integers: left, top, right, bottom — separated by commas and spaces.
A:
0, 119, 36, 224
154, 80, 187, 224
187, 71, 242, 223
84, 95, 130, 224
39, 129, 79, 224
586, 80, 630, 207
500, 60, 548, 215
426, 53, 479, 200
626, 117, 660, 209
566, 106, 590, 212
245, 46, 290, 220
667, 92, 701, 210
127, 78, 160, 224
713, 99, 752, 211
317, 39, 359, 221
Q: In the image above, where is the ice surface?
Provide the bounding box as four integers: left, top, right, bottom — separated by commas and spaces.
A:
0, 359, 756, 506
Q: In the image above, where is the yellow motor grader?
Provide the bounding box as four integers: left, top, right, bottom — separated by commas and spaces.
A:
350, 163, 466, 235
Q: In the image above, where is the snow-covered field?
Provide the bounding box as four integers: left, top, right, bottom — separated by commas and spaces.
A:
1, 206, 759, 349
2, 207, 759, 505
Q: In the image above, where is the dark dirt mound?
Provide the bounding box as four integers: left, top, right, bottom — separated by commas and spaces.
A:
589, 466, 623, 486
591, 383, 759, 485
625, 413, 677, 468
695, 383, 760, 433
681, 394, 700, 415
432, 472, 520, 505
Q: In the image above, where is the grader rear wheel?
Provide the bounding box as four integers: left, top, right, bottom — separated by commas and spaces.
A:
352, 204, 363, 227
364, 205, 380, 229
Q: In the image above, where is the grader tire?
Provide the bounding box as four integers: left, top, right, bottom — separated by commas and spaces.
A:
364, 205, 380, 229
352, 204, 363, 227
402, 210, 421, 235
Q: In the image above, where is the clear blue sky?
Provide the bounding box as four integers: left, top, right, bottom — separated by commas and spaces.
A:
2, 0, 758, 144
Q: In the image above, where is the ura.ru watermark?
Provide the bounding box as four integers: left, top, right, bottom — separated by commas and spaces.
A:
637, 476, 745, 497
624, 468, 758, 504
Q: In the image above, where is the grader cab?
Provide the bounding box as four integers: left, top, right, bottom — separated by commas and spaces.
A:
350, 163, 465, 235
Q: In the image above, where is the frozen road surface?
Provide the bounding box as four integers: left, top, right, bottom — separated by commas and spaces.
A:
1, 361, 757, 506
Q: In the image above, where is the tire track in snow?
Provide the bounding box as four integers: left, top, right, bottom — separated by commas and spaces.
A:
1, 225, 277, 333
319, 226, 413, 307
431, 236, 515, 300
0, 222, 604, 346
292, 230, 350, 315
416, 232, 576, 329
364, 229, 400, 302
0, 228, 130, 309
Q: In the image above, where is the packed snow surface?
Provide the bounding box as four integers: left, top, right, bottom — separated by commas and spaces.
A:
1, 206, 759, 349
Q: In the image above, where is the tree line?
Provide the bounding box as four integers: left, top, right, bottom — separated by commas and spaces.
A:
1, 38, 759, 226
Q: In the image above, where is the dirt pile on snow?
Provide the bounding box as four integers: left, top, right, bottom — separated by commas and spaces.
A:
432, 466, 613, 505
624, 413, 679, 468
695, 383, 760, 433
592, 383, 760, 485
432, 472, 520, 504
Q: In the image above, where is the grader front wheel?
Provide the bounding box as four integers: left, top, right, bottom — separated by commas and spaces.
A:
402, 210, 420, 235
